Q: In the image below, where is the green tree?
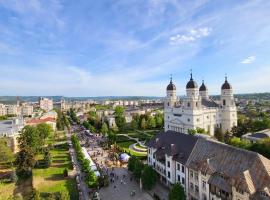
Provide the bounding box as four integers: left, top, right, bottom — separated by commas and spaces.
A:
36, 123, 53, 145
114, 106, 126, 131
130, 119, 138, 130
188, 128, 196, 135
155, 114, 163, 128
140, 118, 147, 130
133, 160, 144, 179
101, 123, 109, 135
169, 183, 186, 200
15, 147, 35, 178
44, 149, 51, 168
0, 138, 14, 164
141, 166, 157, 190
18, 125, 40, 154
128, 156, 137, 172
147, 116, 156, 129
214, 127, 224, 142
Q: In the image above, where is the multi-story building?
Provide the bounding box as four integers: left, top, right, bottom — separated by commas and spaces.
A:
0, 103, 6, 116
164, 74, 237, 136
39, 97, 53, 111
21, 103, 34, 116
147, 131, 270, 200
6, 104, 20, 116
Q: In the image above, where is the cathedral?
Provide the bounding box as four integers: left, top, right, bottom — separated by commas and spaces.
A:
164, 73, 237, 136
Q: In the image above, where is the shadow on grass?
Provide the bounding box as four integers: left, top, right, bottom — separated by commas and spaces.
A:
52, 159, 66, 164
45, 173, 64, 181
13, 176, 33, 199
53, 155, 68, 159
65, 177, 79, 200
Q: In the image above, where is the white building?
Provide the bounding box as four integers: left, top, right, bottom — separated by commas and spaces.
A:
39, 97, 53, 111
164, 74, 237, 136
0, 103, 6, 116
21, 104, 34, 116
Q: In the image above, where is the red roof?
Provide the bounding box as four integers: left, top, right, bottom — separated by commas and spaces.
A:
27, 117, 56, 124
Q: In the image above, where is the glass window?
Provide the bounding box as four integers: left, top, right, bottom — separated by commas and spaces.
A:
168, 171, 170, 178
181, 177, 185, 185
182, 166, 185, 173
167, 161, 170, 168
177, 163, 180, 170
178, 175, 180, 182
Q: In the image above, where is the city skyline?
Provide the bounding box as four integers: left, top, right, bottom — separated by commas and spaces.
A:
0, 0, 270, 96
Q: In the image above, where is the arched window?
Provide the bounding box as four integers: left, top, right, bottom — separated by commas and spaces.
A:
223, 99, 226, 106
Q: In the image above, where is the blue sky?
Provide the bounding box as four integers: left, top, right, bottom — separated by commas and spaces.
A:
0, 0, 270, 96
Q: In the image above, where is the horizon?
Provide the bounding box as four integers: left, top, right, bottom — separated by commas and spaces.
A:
0, 0, 270, 96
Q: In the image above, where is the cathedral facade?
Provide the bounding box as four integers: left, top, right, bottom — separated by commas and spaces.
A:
164, 73, 237, 136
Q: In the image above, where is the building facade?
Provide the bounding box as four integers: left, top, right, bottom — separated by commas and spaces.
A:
39, 97, 53, 111
147, 131, 270, 200
164, 74, 237, 136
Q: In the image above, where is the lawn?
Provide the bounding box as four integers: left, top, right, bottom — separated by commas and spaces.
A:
117, 141, 147, 158
0, 182, 15, 200
33, 144, 78, 199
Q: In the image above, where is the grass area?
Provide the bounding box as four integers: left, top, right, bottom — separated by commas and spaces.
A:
117, 141, 147, 158
33, 144, 78, 199
134, 143, 147, 150
0, 182, 15, 200
127, 132, 150, 141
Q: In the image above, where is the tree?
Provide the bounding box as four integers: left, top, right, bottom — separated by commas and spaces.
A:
16, 125, 40, 178
130, 119, 138, 130
214, 127, 224, 142
188, 129, 196, 135
114, 106, 126, 131
140, 118, 147, 130
15, 147, 35, 178
36, 123, 53, 146
147, 116, 156, 129
18, 125, 40, 154
128, 156, 137, 172
0, 138, 14, 164
101, 123, 109, 136
133, 160, 144, 179
155, 114, 164, 128
44, 149, 51, 168
141, 166, 157, 190
169, 183, 186, 200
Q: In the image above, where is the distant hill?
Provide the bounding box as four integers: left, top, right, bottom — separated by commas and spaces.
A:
0, 96, 163, 104
0, 93, 269, 104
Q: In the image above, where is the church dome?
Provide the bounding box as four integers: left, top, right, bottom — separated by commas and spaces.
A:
199, 81, 207, 91
186, 73, 198, 89
221, 77, 232, 90
167, 78, 176, 91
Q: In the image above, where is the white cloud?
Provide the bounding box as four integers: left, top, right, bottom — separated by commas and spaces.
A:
170, 27, 211, 45
240, 56, 256, 64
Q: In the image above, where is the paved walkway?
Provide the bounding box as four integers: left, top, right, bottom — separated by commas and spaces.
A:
99, 167, 153, 200
65, 128, 90, 200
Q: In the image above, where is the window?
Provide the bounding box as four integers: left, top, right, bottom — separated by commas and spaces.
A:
187, 118, 190, 122
177, 163, 180, 171
178, 175, 180, 182
190, 183, 194, 191
167, 102, 169, 106
196, 102, 198, 107
195, 172, 198, 181
195, 185, 199, 194
197, 118, 200, 122
190, 171, 193, 178
223, 99, 226, 106
181, 177, 185, 185
148, 157, 151, 162
167, 161, 170, 168
202, 181, 206, 190
148, 149, 151, 154
187, 102, 190, 107
153, 162, 156, 168
182, 166, 185, 173
168, 171, 171, 178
